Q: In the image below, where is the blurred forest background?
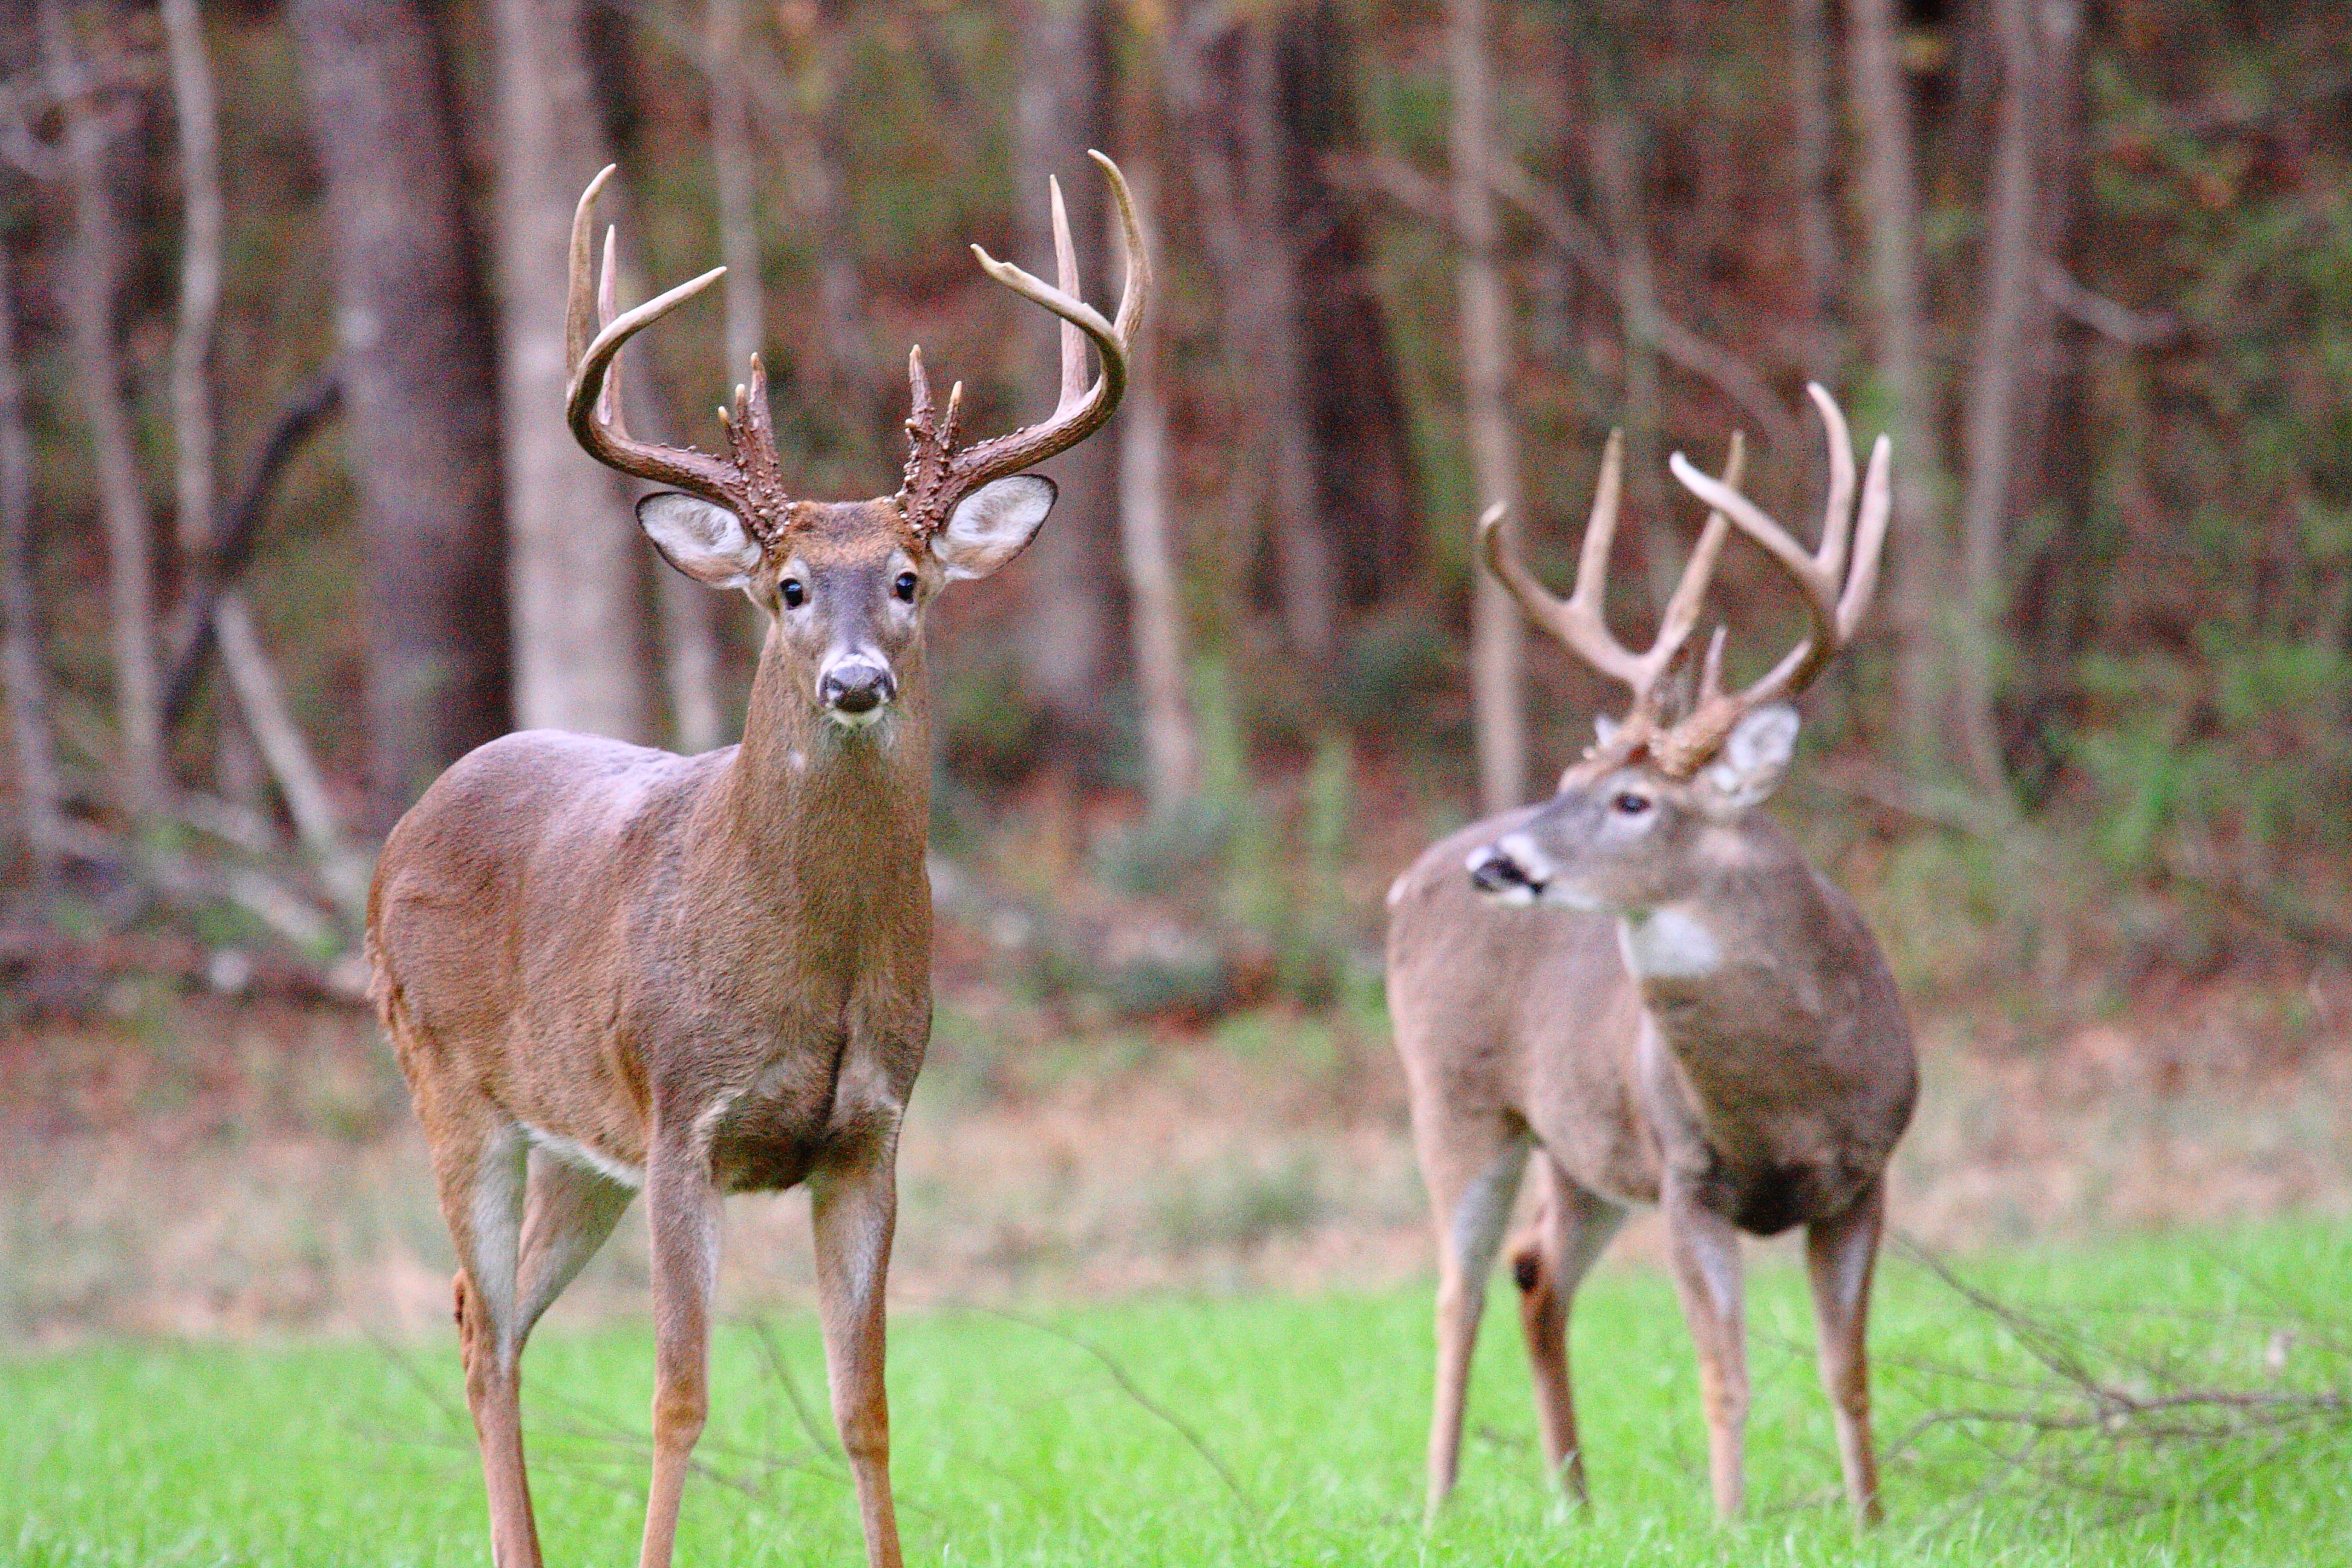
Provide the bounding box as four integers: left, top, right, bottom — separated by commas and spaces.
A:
1, 0, 2349, 1339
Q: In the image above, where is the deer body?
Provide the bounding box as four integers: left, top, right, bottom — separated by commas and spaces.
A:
1391, 393, 1913, 1526
371, 159, 1146, 1568
1390, 809, 1912, 1241
375, 625, 933, 1206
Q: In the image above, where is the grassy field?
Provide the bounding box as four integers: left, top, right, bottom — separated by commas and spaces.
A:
7, 1224, 2350, 1567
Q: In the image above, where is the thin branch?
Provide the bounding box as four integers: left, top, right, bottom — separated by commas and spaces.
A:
976, 1305, 1259, 1523
2040, 261, 2178, 347
0, 241, 62, 901
1325, 149, 1803, 452
163, 371, 342, 724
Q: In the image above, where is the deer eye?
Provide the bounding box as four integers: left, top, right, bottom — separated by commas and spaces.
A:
893, 571, 918, 602
781, 578, 806, 608
1612, 792, 1653, 817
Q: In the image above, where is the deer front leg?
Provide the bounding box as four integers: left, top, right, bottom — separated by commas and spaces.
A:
809, 1135, 905, 1568
638, 1141, 720, 1568
1511, 1156, 1624, 1504
1806, 1181, 1887, 1526
1417, 1123, 1530, 1524
1662, 1176, 1748, 1520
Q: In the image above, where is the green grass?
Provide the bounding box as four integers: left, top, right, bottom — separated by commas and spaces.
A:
8, 1225, 2352, 1566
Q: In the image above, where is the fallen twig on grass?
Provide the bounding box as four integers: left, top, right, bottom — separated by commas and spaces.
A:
973, 1304, 1261, 1526
1879, 1233, 2352, 1529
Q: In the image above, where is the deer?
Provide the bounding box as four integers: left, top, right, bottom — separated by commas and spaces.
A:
1384, 387, 1916, 1529
365, 152, 1146, 1568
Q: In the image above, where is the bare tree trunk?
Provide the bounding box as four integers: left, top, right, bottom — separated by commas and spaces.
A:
491, 0, 652, 742
1238, 20, 1338, 666
1277, 2, 1418, 613
45, 1, 164, 820
1112, 158, 1198, 812
1449, 0, 1526, 812
707, 0, 763, 380
1590, 111, 1676, 613
161, 0, 219, 565
1789, 0, 1841, 388
1013, 0, 1122, 752
1954, 0, 2043, 803
291, 0, 512, 828
759, 8, 878, 438
1847, 0, 1953, 777
0, 244, 61, 901
164, 0, 357, 898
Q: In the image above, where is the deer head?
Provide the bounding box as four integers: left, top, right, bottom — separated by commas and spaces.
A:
563, 153, 1148, 731
1466, 387, 1892, 915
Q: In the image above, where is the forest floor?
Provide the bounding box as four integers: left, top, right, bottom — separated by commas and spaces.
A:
3, 946, 2349, 1342
8, 1223, 2351, 1566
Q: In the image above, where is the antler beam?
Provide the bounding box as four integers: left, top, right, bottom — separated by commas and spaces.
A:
898, 150, 1151, 534
564, 165, 794, 536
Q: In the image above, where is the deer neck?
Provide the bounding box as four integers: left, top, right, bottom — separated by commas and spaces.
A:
1617, 841, 1849, 1094
707, 627, 933, 904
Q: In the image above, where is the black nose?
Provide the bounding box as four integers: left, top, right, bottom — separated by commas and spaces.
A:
1468, 847, 1535, 895
820, 664, 895, 713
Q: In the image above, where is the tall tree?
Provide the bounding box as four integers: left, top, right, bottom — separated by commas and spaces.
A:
1236, 17, 1337, 664
1278, 2, 1420, 613
1108, 146, 1199, 813
491, 0, 653, 742
1012, 0, 1122, 751
45, 0, 164, 820
166, 0, 362, 915
1449, 0, 1526, 812
1954, 0, 2048, 803
0, 243, 60, 901
1789, 0, 1841, 389
1847, 0, 1954, 777
290, 0, 511, 827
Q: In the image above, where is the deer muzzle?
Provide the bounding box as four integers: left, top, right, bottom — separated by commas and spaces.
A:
1467, 834, 1551, 906
818, 656, 897, 727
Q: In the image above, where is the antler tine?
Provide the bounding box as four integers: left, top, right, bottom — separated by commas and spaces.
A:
566, 164, 616, 376
1479, 431, 1647, 691
1662, 388, 1892, 716
1807, 382, 1857, 584
595, 224, 626, 435
1839, 435, 1893, 639
1048, 174, 1086, 414
1650, 429, 1746, 676
563, 169, 742, 509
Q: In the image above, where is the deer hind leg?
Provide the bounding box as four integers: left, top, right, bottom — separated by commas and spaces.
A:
1509, 1155, 1624, 1504
513, 1148, 637, 1345
1417, 1119, 1530, 1524
638, 1138, 720, 1568
1806, 1181, 1887, 1526
427, 1116, 543, 1568
811, 1135, 906, 1568
1661, 1177, 1748, 1520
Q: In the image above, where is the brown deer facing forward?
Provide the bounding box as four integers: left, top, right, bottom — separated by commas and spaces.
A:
367, 154, 1146, 1568
1387, 388, 1916, 1527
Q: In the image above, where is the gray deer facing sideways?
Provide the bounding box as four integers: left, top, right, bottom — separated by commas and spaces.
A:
1385, 387, 1916, 1527
367, 154, 1146, 1568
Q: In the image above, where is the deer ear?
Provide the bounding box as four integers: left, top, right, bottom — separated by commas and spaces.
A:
930, 475, 1057, 582
1700, 705, 1800, 812
638, 492, 765, 589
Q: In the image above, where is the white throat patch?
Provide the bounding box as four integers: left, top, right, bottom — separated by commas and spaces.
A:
1616, 906, 1722, 979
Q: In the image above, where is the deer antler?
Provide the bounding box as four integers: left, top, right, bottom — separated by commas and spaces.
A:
1653, 384, 1891, 773
897, 150, 1150, 535
564, 165, 795, 543
1480, 385, 1891, 782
